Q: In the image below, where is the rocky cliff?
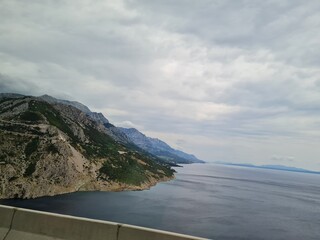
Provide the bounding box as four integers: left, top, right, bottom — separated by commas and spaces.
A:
0, 95, 174, 199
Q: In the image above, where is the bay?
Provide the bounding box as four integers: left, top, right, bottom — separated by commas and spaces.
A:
1, 163, 320, 240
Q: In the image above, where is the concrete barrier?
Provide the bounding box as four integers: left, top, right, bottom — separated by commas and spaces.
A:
5, 208, 118, 240
0, 205, 15, 240
118, 224, 206, 240
0, 204, 208, 240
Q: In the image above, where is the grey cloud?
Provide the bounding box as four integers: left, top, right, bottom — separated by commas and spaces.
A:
1, 0, 320, 170
0, 74, 40, 95
0, 1, 153, 89
128, 0, 320, 67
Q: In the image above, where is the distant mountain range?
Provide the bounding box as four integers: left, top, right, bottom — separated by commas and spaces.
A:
216, 162, 320, 174
1, 93, 204, 165
39, 94, 204, 164
118, 128, 204, 164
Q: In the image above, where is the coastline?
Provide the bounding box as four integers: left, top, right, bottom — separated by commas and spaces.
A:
0, 174, 175, 200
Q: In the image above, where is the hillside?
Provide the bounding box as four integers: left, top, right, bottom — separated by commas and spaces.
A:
39, 94, 204, 164
0, 95, 174, 199
39, 95, 131, 144
119, 128, 205, 164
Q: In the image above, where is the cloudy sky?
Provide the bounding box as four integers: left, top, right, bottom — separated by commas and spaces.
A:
1, 0, 320, 170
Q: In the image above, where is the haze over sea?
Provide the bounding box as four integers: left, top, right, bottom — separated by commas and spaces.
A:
1, 164, 320, 240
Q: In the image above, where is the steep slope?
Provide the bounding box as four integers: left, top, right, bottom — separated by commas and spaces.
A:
0, 96, 174, 199
119, 128, 205, 164
38, 95, 204, 164
39, 94, 92, 113
39, 94, 131, 144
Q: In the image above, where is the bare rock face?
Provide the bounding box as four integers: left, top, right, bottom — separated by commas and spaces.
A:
0, 96, 175, 199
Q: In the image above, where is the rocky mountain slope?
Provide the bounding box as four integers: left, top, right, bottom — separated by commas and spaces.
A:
0, 95, 174, 199
39, 95, 131, 144
39, 94, 204, 164
119, 128, 205, 164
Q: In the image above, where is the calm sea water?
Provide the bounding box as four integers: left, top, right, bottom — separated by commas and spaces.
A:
1, 163, 320, 240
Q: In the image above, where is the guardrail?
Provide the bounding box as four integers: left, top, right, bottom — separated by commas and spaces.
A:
0, 204, 208, 240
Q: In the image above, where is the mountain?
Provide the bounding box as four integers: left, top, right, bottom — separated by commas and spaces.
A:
39, 94, 92, 113
0, 93, 26, 99
39, 95, 131, 144
0, 95, 174, 199
119, 128, 205, 164
216, 162, 320, 174
38, 94, 203, 165
259, 165, 320, 174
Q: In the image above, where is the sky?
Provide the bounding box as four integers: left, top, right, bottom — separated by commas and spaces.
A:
1, 0, 320, 170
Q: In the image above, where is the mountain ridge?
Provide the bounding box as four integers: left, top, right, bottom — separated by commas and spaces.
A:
35, 93, 204, 164
216, 162, 320, 174
119, 127, 204, 164
0, 94, 175, 199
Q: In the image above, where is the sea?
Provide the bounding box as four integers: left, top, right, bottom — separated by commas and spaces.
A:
1, 163, 320, 240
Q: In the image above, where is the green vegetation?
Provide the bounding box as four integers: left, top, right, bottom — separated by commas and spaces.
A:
8, 101, 26, 111
99, 151, 174, 185
0, 99, 26, 114
81, 144, 100, 157
0, 122, 44, 136
24, 162, 37, 177
46, 144, 59, 155
9, 176, 18, 182
84, 125, 116, 146
1, 97, 175, 190
0, 154, 8, 164
0, 131, 31, 165
82, 125, 119, 158
89, 121, 175, 184
25, 138, 39, 158
24, 137, 41, 177
20, 111, 43, 122
99, 157, 147, 185
29, 100, 77, 141
0, 97, 15, 105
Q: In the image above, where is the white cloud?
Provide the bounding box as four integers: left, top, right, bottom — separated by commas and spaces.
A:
271, 155, 295, 163
116, 120, 140, 129
1, 0, 320, 170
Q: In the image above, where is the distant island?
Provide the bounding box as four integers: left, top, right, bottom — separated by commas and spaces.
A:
216, 162, 320, 175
